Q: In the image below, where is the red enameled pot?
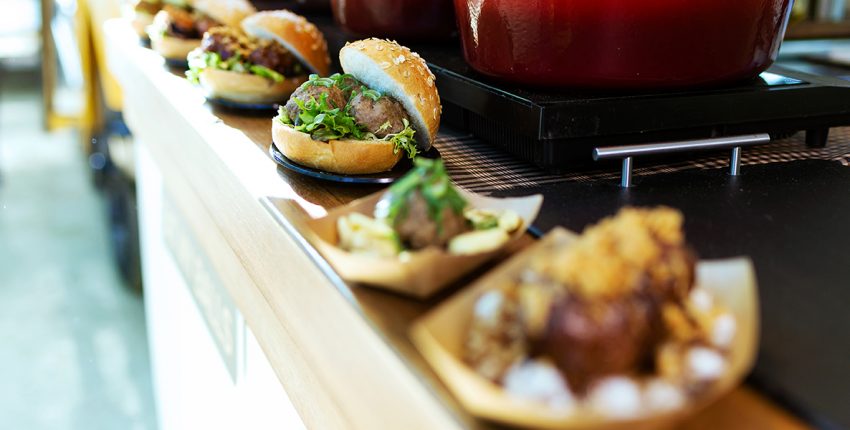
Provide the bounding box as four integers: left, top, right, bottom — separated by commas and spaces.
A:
453, 0, 795, 88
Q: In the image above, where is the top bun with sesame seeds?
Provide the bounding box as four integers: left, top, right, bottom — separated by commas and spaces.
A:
340, 38, 440, 151
193, 0, 255, 28
241, 10, 331, 76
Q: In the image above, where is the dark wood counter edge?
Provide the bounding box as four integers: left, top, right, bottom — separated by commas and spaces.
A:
104, 18, 812, 430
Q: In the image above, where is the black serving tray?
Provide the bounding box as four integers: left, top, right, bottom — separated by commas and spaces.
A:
269, 142, 439, 184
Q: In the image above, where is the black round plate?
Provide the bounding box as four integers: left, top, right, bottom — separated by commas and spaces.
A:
207, 97, 278, 112
269, 142, 439, 184
165, 57, 189, 69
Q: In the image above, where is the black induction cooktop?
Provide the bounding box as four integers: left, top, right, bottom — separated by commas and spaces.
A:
418, 48, 850, 169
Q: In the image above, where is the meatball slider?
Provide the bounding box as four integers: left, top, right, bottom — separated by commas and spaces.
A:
148, 0, 255, 61
272, 38, 441, 175
187, 10, 330, 104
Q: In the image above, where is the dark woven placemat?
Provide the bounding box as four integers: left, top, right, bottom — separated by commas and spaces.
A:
435, 127, 850, 192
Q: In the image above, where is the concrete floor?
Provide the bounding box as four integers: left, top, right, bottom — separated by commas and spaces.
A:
0, 71, 157, 429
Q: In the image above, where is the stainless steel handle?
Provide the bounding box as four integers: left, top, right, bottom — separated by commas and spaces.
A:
593, 133, 771, 187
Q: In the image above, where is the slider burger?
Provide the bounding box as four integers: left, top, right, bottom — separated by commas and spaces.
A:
147, 0, 255, 61
187, 11, 330, 104
272, 38, 440, 174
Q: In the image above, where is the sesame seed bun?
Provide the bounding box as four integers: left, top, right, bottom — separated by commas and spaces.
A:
340, 38, 441, 151
272, 120, 403, 174
193, 0, 255, 28
241, 10, 331, 76
198, 69, 307, 103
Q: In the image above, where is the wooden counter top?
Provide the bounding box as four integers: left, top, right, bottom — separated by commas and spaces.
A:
104, 19, 812, 430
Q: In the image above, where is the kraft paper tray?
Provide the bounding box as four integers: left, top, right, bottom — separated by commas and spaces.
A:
302, 189, 543, 298
410, 228, 759, 430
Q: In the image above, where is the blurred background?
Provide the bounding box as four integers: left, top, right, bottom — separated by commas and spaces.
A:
3, 0, 850, 428
0, 0, 153, 429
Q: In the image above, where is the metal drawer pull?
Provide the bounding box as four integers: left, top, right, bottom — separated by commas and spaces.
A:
593, 133, 771, 187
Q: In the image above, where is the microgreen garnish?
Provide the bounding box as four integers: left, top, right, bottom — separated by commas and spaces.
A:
330, 73, 357, 89
360, 87, 381, 101
303, 73, 335, 88
375, 158, 466, 228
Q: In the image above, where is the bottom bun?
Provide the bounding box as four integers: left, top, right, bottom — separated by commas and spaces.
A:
150, 34, 200, 60
199, 69, 306, 103
272, 121, 403, 174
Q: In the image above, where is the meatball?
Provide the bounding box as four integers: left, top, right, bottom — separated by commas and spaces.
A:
349, 93, 409, 138
543, 295, 655, 392
248, 40, 296, 74
392, 190, 468, 250
200, 27, 245, 60
283, 84, 347, 124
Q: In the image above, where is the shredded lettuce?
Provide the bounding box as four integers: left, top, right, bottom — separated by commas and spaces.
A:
249, 65, 284, 82
277, 95, 365, 141
386, 119, 418, 159
186, 51, 284, 84
276, 103, 419, 159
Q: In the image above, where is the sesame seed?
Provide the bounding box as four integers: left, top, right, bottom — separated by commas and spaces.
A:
376, 45, 384, 51
380, 61, 391, 69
